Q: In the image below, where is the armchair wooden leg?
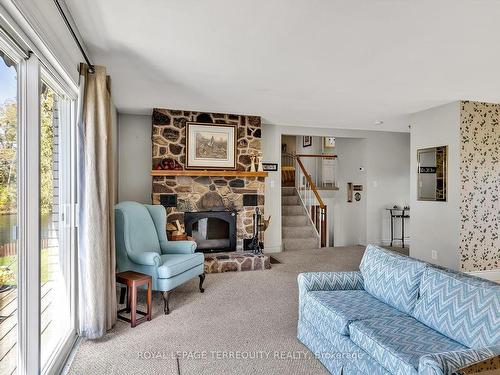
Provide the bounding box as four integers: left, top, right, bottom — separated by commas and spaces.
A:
199, 273, 205, 293
163, 291, 171, 315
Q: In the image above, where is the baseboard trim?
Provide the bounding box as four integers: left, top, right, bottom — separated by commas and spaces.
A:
467, 269, 500, 282
263, 245, 282, 253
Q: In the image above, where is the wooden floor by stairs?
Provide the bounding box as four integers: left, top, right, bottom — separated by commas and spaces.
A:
281, 187, 320, 250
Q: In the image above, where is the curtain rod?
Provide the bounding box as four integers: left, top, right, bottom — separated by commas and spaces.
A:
53, 0, 95, 73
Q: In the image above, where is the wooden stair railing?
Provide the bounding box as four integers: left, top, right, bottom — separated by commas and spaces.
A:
295, 156, 328, 247
281, 152, 296, 187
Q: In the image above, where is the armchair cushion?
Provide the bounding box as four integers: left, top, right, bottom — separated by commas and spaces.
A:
158, 253, 204, 279
418, 346, 500, 375
162, 240, 197, 254
128, 251, 161, 267
350, 316, 466, 375
304, 290, 406, 336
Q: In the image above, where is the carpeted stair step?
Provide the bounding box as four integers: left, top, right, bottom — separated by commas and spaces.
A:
281, 187, 296, 197
283, 237, 320, 251
281, 195, 300, 205
282, 215, 309, 226
282, 226, 317, 239
282, 205, 306, 216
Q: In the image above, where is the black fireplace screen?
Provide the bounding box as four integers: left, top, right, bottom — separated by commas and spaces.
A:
184, 211, 237, 252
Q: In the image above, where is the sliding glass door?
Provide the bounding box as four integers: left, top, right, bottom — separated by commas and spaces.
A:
0, 44, 19, 375
0, 30, 77, 375
40, 77, 76, 372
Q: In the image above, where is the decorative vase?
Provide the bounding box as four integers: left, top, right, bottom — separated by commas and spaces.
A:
257, 156, 263, 172
250, 155, 256, 172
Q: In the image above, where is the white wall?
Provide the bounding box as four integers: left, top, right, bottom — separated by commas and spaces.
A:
409, 102, 460, 269
366, 131, 411, 245
331, 138, 367, 246
262, 124, 410, 251
117, 114, 152, 203
262, 124, 283, 252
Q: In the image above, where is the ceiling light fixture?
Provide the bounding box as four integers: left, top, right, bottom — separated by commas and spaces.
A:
374, 120, 384, 126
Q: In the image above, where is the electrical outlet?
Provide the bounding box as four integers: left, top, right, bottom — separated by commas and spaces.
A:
431, 250, 438, 260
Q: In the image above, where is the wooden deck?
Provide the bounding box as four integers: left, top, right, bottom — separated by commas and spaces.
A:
0, 282, 55, 375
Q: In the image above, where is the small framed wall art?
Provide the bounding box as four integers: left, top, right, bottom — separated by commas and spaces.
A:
262, 163, 278, 172
303, 136, 312, 148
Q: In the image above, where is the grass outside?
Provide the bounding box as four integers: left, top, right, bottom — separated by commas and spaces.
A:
0, 248, 50, 286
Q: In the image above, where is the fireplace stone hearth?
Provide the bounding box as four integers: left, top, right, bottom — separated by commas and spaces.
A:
204, 252, 271, 273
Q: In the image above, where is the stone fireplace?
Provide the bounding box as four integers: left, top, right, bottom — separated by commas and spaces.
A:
151, 108, 265, 251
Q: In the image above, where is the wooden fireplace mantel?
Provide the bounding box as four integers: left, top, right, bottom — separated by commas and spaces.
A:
150, 170, 268, 178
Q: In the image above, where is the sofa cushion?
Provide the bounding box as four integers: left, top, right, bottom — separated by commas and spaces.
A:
350, 316, 466, 375
359, 245, 426, 314
413, 266, 500, 348
158, 253, 204, 279
303, 290, 406, 336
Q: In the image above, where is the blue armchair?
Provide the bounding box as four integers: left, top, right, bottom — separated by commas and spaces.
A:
115, 201, 205, 314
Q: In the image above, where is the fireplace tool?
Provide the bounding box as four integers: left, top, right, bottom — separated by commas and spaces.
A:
249, 207, 272, 254
248, 207, 262, 254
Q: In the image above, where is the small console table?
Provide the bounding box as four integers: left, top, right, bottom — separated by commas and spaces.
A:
116, 271, 152, 328
386, 208, 410, 248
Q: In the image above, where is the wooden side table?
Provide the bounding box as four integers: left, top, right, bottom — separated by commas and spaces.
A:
116, 271, 152, 327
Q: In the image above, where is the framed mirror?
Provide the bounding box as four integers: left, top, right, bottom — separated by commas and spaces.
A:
417, 146, 447, 201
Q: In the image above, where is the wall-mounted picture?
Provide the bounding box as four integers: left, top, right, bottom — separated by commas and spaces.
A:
186, 122, 236, 169
262, 163, 278, 172
303, 136, 312, 147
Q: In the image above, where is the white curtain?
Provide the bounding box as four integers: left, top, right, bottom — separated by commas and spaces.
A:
77, 64, 117, 339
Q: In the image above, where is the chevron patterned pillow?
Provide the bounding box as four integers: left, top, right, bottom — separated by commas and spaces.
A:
413, 266, 500, 348
359, 244, 426, 314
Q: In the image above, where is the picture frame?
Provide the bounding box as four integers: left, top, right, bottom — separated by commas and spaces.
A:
186, 122, 237, 170
303, 136, 312, 147
262, 163, 278, 172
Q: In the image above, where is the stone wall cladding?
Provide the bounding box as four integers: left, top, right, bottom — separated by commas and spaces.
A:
459, 101, 499, 272
151, 108, 264, 251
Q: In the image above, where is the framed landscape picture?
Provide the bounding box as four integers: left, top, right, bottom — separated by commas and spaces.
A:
186, 122, 237, 169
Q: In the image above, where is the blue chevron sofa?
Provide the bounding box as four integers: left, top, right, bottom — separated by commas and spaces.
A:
297, 245, 500, 375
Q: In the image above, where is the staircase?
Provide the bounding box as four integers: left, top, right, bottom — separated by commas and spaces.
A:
281, 187, 320, 250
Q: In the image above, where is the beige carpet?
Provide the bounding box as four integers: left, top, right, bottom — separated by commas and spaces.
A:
68, 246, 407, 375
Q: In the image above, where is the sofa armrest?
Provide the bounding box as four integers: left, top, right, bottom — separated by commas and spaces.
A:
162, 240, 197, 254
128, 251, 161, 267
298, 271, 364, 294
418, 346, 500, 375
297, 271, 364, 319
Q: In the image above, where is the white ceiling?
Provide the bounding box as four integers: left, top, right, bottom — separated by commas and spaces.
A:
65, 0, 500, 132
